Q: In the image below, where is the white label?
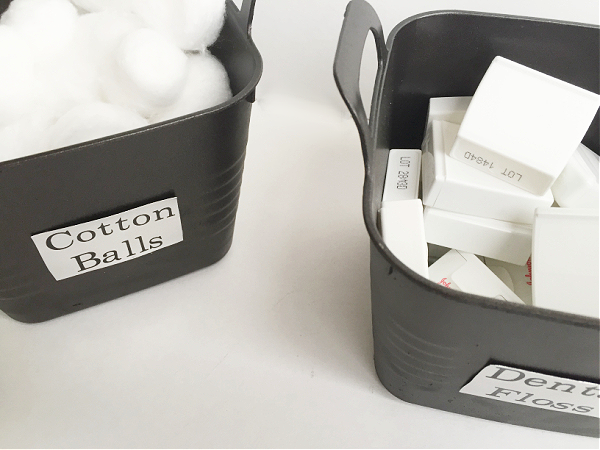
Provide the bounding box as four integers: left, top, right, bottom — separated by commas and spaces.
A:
382, 149, 422, 203
32, 198, 183, 281
460, 364, 599, 417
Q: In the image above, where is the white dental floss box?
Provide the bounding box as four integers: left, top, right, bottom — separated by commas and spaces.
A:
532, 207, 599, 319
426, 96, 471, 127
484, 257, 533, 305
423, 206, 532, 265
449, 56, 600, 195
551, 143, 599, 208
380, 200, 429, 278
422, 119, 553, 224
382, 149, 421, 204
428, 249, 524, 304
380, 149, 429, 278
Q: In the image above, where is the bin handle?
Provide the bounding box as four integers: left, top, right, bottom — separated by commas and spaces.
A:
237, 0, 257, 38
334, 0, 387, 157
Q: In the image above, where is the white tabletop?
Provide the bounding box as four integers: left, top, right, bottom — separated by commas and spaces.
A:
1, 0, 599, 447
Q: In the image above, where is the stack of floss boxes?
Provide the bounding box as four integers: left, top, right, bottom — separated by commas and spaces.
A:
380, 56, 600, 318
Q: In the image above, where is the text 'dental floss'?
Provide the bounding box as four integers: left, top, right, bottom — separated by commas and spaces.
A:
31, 197, 183, 280
460, 365, 599, 418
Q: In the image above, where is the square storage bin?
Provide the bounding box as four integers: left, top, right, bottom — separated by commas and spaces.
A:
0, 0, 262, 323
334, 0, 599, 437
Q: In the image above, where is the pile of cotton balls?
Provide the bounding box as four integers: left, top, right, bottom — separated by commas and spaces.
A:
0, 0, 231, 161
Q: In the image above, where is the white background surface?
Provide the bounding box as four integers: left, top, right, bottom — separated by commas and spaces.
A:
1, 0, 599, 447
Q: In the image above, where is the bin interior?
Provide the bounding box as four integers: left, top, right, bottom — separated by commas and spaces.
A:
367, 12, 599, 221
0, 0, 261, 107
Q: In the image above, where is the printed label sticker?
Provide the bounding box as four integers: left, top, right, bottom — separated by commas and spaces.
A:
460, 364, 599, 418
32, 197, 183, 281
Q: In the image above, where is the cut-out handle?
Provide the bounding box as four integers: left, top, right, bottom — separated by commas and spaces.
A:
333, 0, 387, 155
234, 0, 257, 38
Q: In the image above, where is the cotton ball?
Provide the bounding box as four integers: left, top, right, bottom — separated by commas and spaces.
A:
32, 36, 102, 123
0, 0, 78, 62
39, 61, 101, 119
130, 0, 226, 51
0, 25, 36, 126
103, 28, 188, 117
1, 0, 97, 123
46, 102, 148, 150
151, 52, 231, 123
70, 13, 143, 115
0, 109, 56, 161
0, 121, 35, 162
69, 0, 133, 13
73, 10, 142, 80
